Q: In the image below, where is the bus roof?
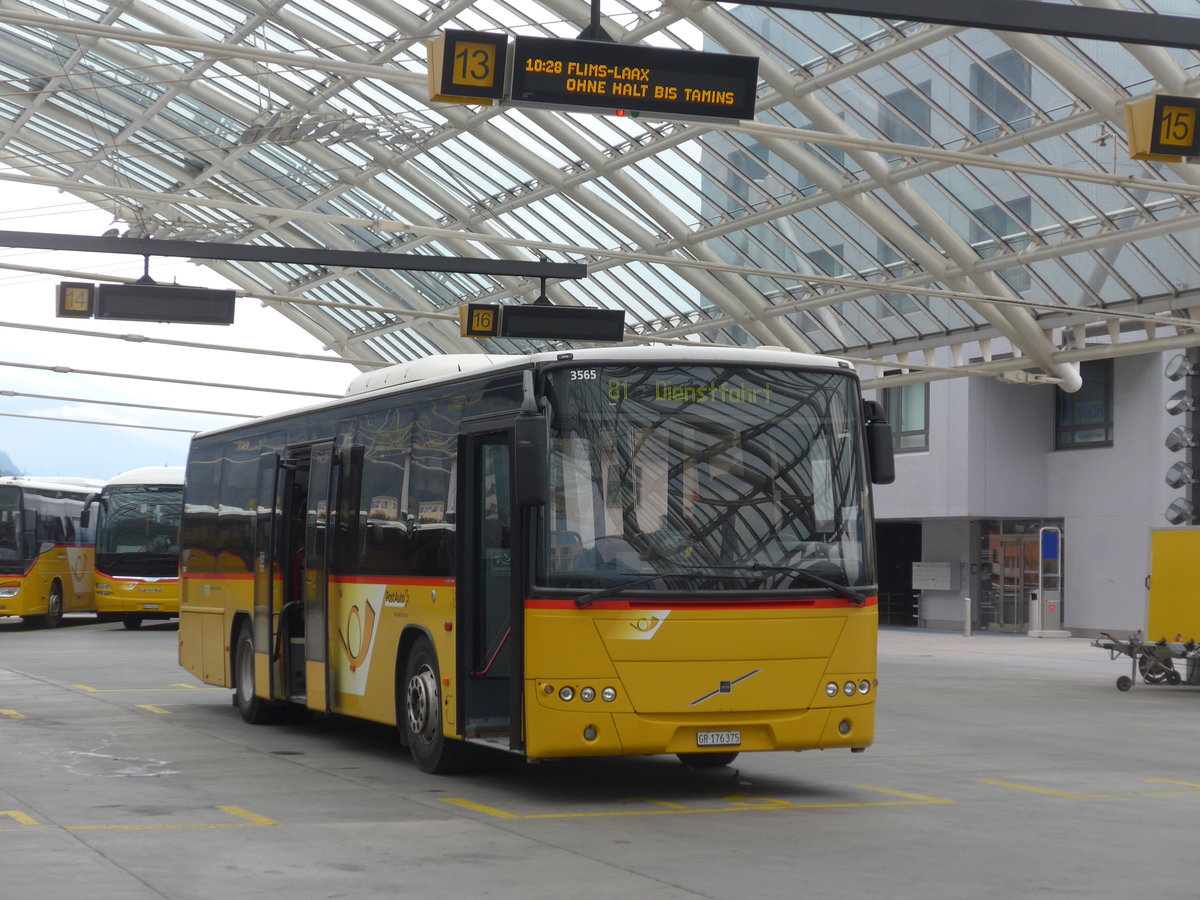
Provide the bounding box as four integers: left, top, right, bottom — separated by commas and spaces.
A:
0, 475, 107, 494
345, 345, 855, 398
103, 466, 186, 488
196, 345, 858, 442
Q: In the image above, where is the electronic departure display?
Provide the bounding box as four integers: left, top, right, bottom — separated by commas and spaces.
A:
509, 36, 759, 121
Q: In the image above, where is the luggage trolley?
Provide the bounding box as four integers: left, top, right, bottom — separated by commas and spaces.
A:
1092, 631, 1200, 691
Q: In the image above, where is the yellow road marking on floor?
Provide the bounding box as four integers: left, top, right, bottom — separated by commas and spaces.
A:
72, 684, 221, 693
66, 806, 279, 831
1, 709, 26, 719
1, 811, 40, 825
136, 704, 172, 714
442, 799, 520, 819
1, 806, 278, 831
981, 779, 1200, 799
855, 784, 957, 804
443, 786, 953, 820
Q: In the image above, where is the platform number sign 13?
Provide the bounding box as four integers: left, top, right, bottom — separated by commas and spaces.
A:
428, 30, 508, 105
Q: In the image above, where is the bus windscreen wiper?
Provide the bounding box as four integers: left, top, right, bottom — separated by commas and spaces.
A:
705, 564, 867, 606
761, 565, 867, 605
572, 570, 747, 608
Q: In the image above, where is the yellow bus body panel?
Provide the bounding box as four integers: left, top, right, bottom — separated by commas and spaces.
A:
326, 577, 457, 727
179, 568, 878, 761
1147, 528, 1200, 643
522, 603, 877, 759
94, 575, 180, 616
0, 544, 94, 618
178, 574, 253, 687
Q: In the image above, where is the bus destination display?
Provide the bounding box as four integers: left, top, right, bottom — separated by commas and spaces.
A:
510, 36, 759, 121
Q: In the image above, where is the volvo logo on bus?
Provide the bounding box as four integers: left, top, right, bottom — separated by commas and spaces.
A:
690, 669, 761, 706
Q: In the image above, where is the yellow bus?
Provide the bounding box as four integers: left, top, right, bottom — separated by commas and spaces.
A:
87, 466, 184, 630
178, 346, 894, 772
0, 475, 104, 628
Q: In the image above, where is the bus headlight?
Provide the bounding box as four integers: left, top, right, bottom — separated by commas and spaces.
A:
558, 686, 575, 702
858, 680, 872, 695
580, 687, 596, 702
0, 583, 19, 598
843, 681, 856, 696
601, 687, 617, 702
825, 682, 839, 697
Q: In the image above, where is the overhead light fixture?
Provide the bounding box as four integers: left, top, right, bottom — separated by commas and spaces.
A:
1166, 461, 1195, 489
1165, 353, 1198, 382
1166, 497, 1195, 525
1166, 389, 1197, 416
1166, 426, 1196, 453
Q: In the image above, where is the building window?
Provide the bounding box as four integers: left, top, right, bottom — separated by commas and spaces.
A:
969, 197, 1032, 291
1055, 359, 1113, 449
881, 376, 929, 452
970, 50, 1033, 139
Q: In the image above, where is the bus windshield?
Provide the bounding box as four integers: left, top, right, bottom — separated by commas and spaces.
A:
539, 363, 872, 595
96, 486, 183, 577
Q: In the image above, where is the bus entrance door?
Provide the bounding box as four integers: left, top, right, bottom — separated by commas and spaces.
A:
459, 430, 520, 752
259, 442, 333, 710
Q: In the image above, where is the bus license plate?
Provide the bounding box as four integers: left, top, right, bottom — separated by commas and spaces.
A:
141, 604, 160, 610
696, 730, 741, 747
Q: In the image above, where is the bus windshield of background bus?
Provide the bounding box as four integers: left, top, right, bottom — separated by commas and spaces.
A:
540, 365, 870, 594
97, 487, 182, 577
0, 486, 22, 568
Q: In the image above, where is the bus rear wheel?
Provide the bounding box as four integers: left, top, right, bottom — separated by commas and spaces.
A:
34, 583, 64, 629
234, 621, 277, 724
402, 637, 464, 774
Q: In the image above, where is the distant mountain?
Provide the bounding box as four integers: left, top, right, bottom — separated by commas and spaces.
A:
0, 449, 22, 477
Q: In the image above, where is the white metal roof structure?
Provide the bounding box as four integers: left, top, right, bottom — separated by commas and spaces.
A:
2, 1, 1200, 394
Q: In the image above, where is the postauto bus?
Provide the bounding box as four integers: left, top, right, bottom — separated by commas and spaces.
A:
87, 466, 184, 630
0, 475, 104, 627
178, 346, 894, 773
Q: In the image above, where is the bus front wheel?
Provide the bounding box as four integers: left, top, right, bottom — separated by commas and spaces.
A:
123, 614, 144, 630
35, 583, 64, 629
234, 621, 277, 725
402, 637, 464, 774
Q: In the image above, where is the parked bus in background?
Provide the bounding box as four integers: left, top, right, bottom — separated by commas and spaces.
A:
0, 475, 104, 628
178, 346, 894, 773
86, 466, 185, 630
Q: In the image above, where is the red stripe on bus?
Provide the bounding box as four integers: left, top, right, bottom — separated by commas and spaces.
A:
525, 595, 878, 611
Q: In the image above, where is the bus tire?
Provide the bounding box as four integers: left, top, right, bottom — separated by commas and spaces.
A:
234, 621, 277, 725
35, 582, 65, 629
402, 637, 464, 774
123, 614, 144, 630
676, 751, 739, 768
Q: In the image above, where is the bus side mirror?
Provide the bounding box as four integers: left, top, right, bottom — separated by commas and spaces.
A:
80, 493, 99, 529
863, 400, 895, 485
514, 415, 548, 507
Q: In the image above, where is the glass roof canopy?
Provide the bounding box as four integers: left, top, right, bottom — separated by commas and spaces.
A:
2, 0, 1199, 393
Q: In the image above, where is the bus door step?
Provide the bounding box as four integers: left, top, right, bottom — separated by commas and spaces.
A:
287, 637, 306, 694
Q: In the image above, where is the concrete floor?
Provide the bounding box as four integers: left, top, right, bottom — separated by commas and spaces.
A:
0, 616, 1193, 899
